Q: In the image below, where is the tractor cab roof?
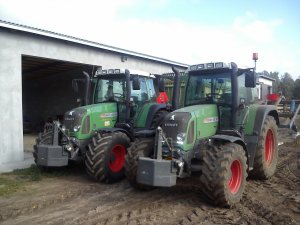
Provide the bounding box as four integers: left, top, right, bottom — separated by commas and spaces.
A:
187, 62, 231, 72
187, 62, 253, 74
95, 68, 155, 78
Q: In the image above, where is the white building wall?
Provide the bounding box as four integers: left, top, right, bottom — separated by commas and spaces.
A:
0, 28, 186, 166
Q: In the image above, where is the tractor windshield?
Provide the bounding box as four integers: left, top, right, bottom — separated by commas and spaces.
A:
94, 75, 126, 103
185, 72, 232, 106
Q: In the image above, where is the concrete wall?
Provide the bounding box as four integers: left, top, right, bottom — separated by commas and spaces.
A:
0, 28, 187, 165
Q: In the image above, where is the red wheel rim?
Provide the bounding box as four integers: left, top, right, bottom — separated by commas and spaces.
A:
228, 160, 242, 194
265, 129, 274, 165
109, 144, 126, 173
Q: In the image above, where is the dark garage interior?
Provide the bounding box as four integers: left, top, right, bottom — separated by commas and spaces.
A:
22, 55, 99, 134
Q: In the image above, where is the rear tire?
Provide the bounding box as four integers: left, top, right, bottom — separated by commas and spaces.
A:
125, 138, 155, 190
85, 131, 130, 183
251, 116, 278, 179
200, 143, 247, 207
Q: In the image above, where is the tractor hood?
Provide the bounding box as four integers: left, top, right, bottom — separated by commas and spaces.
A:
64, 102, 118, 139
161, 104, 219, 150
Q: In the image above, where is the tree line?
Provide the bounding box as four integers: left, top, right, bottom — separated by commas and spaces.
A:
259, 71, 300, 100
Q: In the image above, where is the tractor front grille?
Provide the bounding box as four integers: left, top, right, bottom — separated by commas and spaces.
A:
64, 114, 75, 130
161, 112, 191, 140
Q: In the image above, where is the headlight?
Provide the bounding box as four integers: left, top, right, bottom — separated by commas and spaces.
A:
177, 133, 186, 142
73, 125, 80, 132
176, 133, 186, 145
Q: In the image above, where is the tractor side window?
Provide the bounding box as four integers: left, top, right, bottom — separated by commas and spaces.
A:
146, 78, 156, 101
131, 77, 149, 103
237, 73, 255, 105
185, 76, 209, 105
94, 78, 125, 103
214, 77, 232, 104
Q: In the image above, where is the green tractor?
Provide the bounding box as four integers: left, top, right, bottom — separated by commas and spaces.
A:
125, 62, 299, 207
34, 68, 180, 183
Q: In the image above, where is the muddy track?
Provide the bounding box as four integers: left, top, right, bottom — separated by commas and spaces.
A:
1, 144, 299, 225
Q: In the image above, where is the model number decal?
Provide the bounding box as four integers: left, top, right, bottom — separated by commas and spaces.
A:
100, 112, 117, 118
203, 117, 219, 123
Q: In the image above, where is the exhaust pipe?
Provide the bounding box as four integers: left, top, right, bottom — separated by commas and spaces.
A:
171, 66, 180, 110
82, 71, 91, 106
125, 69, 131, 122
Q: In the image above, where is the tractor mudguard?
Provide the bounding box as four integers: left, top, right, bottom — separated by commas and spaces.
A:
211, 134, 247, 151
245, 105, 279, 169
137, 157, 177, 187
211, 134, 249, 167
97, 127, 134, 141
253, 105, 279, 135
144, 104, 168, 129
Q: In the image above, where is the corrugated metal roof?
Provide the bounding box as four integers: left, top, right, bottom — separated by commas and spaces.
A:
0, 20, 189, 68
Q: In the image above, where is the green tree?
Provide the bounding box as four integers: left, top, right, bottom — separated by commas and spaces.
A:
293, 77, 300, 99
269, 71, 280, 93
280, 73, 294, 99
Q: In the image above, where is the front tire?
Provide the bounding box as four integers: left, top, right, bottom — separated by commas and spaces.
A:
251, 116, 278, 179
200, 143, 247, 207
85, 131, 130, 183
125, 138, 154, 190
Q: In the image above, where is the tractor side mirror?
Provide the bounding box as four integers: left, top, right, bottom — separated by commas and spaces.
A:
245, 71, 256, 88
158, 79, 165, 92
132, 76, 140, 90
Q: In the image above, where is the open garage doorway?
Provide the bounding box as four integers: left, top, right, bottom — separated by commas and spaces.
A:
22, 55, 100, 152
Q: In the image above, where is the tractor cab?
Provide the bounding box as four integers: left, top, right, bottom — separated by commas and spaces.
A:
93, 69, 164, 128
185, 62, 257, 132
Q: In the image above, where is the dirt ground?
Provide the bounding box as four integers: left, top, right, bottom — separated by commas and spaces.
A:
0, 142, 299, 225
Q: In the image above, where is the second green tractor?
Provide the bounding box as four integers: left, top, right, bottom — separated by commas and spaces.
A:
125, 62, 298, 207
34, 68, 179, 183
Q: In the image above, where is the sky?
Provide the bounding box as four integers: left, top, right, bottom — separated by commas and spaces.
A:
0, 0, 299, 79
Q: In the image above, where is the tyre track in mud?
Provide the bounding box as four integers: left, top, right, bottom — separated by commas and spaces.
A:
0, 177, 97, 221
1, 179, 132, 225
69, 183, 205, 225
1, 145, 299, 225
171, 144, 300, 225
238, 145, 300, 225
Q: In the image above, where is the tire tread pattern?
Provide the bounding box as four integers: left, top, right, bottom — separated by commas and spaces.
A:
251, 116, 278, 179
200, 143, 247, 207
85, 131, 130, 183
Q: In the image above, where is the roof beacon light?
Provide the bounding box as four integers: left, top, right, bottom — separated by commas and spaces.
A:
252, 53, 258, 61
108, 69, 114, 74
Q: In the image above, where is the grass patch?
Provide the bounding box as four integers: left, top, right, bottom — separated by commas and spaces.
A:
11, 165, 42, 181
0, 177, 25, 196
0, 165, 74, 197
